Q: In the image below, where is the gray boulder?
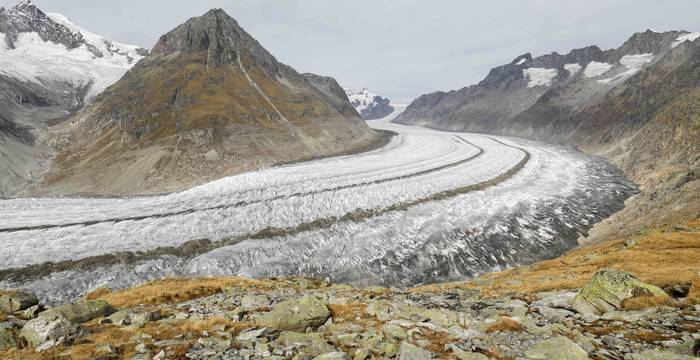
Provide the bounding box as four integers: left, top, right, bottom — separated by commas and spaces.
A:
524, 336, 589, 360
21, 312, 75, 351
399, 342, 432, 360
0, 290, 39, 313
42, 300, 115, 323
258, 295, 330, 331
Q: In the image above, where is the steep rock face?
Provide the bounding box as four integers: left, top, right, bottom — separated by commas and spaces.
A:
396, 30, 700, 240
0, 0, 145, 197
345, 88, 395, 120
34, 9, 380, 196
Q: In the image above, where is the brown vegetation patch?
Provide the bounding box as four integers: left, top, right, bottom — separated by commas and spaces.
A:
412, 219, 700, 297
85, 287, 112, 300
328, 303, 370, 323
621, 295, 672, 310
92, 277, 292, 308
485, 317, 524, 333
624, 329, 682, 343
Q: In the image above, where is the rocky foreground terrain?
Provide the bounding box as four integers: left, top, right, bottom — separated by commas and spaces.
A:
1, 220, 699, 359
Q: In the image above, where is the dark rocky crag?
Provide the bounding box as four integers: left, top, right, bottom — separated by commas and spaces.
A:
31, 8, 381, 196
396, 30, 700, 241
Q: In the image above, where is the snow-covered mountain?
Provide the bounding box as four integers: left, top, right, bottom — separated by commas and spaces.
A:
0, 0, 147, 197
345, 88, 396, 120
0, 0, 147, 102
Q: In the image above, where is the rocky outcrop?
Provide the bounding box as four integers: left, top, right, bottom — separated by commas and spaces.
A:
573, 270, 670, 315
31, 8, 381, 196
41, 300, 115, 323
0, 290, 38, 313
2, 272, 698, 359
20, 312, 75, 350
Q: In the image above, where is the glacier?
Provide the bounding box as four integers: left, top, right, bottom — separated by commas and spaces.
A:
0, 109, 636, 303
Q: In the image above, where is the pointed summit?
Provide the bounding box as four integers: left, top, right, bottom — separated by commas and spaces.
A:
37, 7, 378, 195
150, 7, 266, 67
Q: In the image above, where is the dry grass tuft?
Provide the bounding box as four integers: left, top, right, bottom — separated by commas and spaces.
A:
622, 295, 672, 310
92, 277, 289, 308
85, 287, 112, 300
485, 317, 524, 333
328, 303, 370, 323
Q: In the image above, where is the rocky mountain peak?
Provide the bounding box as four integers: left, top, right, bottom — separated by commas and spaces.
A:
151, 8, 262, 65
614, 29, 683, 59
0, 0, 84, 49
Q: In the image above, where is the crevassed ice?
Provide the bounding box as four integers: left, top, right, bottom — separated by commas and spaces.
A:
523, 67, 558, 88
583, 61, 613, 78
672, 32, 700, 48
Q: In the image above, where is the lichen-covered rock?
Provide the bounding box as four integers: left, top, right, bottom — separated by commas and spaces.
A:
103, 308, 161, 327
313, 352, 349, 360
573, 269, 670, 315
383, 323, 407, 341
0, 290, 39, 313
258, 295, 330, 331
42, 300, 115, 323
399, 342, 432, 360
21, 312, 74, 350
0, 327, 19, 351
524, 336, 588, 360
277, 331, 337, 356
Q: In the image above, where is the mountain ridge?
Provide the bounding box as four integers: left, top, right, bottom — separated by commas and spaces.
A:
396, 29, 700, 241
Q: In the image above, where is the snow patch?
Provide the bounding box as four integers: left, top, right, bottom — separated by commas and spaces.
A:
598, 54, 654, 85
516, 58, 527, 65
523, 67, 558, 88
583, 61, 613, 78
564, 63, 582, 77
672, 32, 700, 48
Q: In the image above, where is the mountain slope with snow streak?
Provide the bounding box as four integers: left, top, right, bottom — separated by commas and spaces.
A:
0, 118, 635, 302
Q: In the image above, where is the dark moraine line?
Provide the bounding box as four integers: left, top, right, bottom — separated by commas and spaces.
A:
0, 136, 483, 233
0, 138, 530, 283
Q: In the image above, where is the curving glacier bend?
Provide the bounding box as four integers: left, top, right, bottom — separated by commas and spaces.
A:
0, 109, 636, 303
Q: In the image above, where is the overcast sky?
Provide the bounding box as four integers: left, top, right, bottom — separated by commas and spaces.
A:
3, 0, 699, 103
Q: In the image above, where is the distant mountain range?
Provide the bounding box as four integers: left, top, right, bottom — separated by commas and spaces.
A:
344, 88, 396, 120
396, 29, 700, 240
0, 1, 381, 196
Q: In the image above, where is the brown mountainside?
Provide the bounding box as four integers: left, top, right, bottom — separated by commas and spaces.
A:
32, 9, 380, 196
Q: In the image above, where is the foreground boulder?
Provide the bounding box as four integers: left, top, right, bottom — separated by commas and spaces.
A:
257, 295, 330, 331
41, 300, 115, 323
524, 336, 588, 360
0, 290, 39, 313
20, 312, 75, 351
573, 269, 670, 315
